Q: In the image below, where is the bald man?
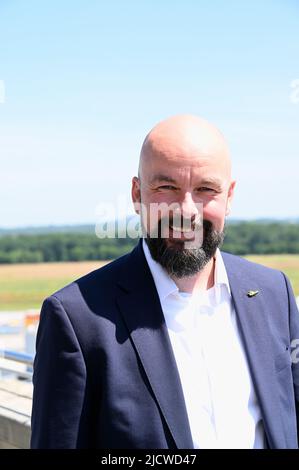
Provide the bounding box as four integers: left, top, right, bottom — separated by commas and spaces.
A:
31, 115, 299, 449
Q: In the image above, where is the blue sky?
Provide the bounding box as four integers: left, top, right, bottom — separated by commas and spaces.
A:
0, 0, 298, 227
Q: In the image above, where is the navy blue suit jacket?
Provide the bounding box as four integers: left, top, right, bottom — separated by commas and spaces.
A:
31, 241, 299, 448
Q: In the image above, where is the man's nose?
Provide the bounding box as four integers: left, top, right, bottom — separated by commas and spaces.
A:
180, 192, 201, 220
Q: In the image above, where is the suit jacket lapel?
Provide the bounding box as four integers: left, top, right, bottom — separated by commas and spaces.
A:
222, 253, 286, 448
116, 241, 193, 449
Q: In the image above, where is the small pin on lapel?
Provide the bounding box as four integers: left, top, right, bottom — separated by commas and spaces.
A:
247, 290, 259, 297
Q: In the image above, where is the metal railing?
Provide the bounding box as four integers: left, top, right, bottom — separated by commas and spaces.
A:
0, 349, 34, 380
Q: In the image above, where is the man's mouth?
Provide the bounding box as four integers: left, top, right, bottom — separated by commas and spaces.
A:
156, 216, 203, 242
167, 222, 200, 241
169, 224, 194, 234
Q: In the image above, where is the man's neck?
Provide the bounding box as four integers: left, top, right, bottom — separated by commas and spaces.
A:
171, 257, 215, 294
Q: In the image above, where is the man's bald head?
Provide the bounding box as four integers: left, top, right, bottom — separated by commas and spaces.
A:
139, 114, 231, 181
132, 114, 236, 277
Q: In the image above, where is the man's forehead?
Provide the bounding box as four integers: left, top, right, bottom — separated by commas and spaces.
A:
140, 144, 230, 176
149, 173, 224, 187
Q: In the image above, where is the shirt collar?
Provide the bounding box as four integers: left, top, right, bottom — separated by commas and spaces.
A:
142, 238, 231, 301
214, 247, 231, 296
142, 239, 178, 300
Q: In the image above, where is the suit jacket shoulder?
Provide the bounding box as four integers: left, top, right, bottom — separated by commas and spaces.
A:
220, 250, 294, 295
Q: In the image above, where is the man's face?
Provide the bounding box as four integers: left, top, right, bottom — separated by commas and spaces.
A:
132, 146, 235, 277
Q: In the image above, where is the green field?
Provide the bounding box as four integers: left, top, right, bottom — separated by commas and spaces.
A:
0, 255, 298, 311
0, 261, 109, 311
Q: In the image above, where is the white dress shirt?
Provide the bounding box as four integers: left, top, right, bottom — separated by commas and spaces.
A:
142, 239, 265, 449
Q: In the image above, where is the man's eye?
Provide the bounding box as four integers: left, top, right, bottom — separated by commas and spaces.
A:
197, 187, 216, 192
158, 185, 177, 190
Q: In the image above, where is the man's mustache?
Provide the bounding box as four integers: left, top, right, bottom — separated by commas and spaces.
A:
148, 217, 211, 239
167, 215, 202, 230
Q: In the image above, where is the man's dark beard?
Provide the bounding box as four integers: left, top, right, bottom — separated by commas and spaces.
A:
145, 219, 225, 278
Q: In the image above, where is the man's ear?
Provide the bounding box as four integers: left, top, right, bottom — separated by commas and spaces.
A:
226, 180, 236, 216
131, 176, 141, 214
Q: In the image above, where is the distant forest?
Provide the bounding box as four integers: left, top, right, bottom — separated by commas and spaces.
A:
0, 222, 298, 263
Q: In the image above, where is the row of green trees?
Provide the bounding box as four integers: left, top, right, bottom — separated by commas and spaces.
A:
0, 222, 298, 264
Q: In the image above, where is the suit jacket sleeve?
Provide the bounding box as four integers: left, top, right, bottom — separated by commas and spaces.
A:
284, 273, 299, 439
30, 295, 87, 448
